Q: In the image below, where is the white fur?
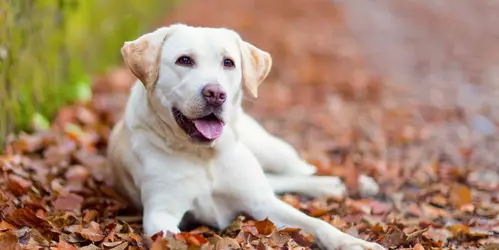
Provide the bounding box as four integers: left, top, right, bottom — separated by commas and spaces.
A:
107, 24, 384, 250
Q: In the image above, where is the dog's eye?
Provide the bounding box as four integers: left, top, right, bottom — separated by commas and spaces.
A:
223, 58, 235, 68
176, 56, 194, 66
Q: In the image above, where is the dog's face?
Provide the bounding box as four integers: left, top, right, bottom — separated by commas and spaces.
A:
121, 24, 272, 144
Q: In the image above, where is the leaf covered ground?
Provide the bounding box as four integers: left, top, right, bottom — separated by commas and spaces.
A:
2, 0, 499, 249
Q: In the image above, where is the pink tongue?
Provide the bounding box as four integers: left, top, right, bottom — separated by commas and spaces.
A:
192, 119, 224, 140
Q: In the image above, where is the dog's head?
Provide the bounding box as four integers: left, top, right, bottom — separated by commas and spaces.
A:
121, 24, 272, 144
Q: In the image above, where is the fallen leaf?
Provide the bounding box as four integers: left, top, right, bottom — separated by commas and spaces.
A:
82, 210, 99, 223
78, 244, 101, 250
483, 243, 499, 250
109, 241, 129, 250
370, 223, 386, 234
215, 237, 240, 250
222, 216, 244, 236
344, 157, 360, 195
449, 183, 472, 209
57, 240, 77, 250
254, 218, 278, 236
448, 223, 469, 238
0, 231, 21, 250
7, 175, 32, 196
8, 208, 51, 231
429, 195, 448, 207
0, 221, 18, 231
370, 201, 392, 215
413, 243, 424, 250
53, 193, 84, 211
80, 222, 105, 242
102, 241, 124, 248
150, 236, 167, 250
177, 232, 208, 246
383, 227, 406, 248
406, 228, 428, 243
290, 231, 313, 247
279, 227, 302, 234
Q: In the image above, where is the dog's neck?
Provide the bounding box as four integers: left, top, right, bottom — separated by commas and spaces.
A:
124, 82, 218, 159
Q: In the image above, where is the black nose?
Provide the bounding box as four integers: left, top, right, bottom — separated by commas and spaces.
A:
202, 83, 226, 106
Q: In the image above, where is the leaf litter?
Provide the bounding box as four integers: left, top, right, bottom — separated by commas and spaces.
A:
3, 0, 499, 249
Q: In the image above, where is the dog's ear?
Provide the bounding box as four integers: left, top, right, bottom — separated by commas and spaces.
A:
121, 24, 185, 88
240, 41, 272, 98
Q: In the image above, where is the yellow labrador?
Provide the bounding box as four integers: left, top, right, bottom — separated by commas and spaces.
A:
107, 24, 384, 250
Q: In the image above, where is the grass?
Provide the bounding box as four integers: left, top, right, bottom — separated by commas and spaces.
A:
0, 0, 179, 151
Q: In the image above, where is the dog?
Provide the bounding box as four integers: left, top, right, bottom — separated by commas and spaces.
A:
107, 23, 385, 250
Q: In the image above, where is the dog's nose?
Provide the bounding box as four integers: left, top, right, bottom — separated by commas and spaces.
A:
202, 83, 226, 106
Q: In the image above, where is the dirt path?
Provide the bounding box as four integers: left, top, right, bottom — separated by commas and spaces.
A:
1, 0, 499, 249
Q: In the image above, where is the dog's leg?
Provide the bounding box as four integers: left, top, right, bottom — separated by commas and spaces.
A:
234, 110, 316, 176
251, 197, 385, 250
235, 110, 379, 197
141, 177, 190, 236
266, 174, 347, 198
133, 135, 206, 236
215, 142, 385, 250
266, 174, 381, 198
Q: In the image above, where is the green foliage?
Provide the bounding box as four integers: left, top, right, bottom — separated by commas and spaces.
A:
0, 0, 178, 149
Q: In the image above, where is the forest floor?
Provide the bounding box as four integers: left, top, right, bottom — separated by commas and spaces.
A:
2, 0, 499, 249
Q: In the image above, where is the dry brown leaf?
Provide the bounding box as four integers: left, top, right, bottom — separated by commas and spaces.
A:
102, 241, 124, 248
8, 208, 51, 230
370, 201, 392, 215
82, 210, 99, 223
290, 231, 313, 247
383, 227, 406, 248
429, 195, 448, 207
279, 227, 302, 234
370, 223, 385, 234
150, 236, 167, 250
215, 237, 240, 250
177, 232, 208, 246
448, 223, 469, 238
0, 221, 18, 231
109, 241, 129, 250
412, 243, 424, 250
344, 157, 360, 195
57, 240, 77, 250
78, 244, 101, 250
80, 222, 105, 242
449, 183, 472, 209
53, 193, 84, 211
0, 231, 21, 250
7, 175, 32, 196
254, 218, 278, 236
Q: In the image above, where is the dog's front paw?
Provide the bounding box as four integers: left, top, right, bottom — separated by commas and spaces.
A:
358, 175, 380, 198
337, 241, 385, 250
143, 213, 181, 236
315, 224, 385, 250
282, 160, 318, 176
161, 228, 181, 236
306, 176, 346, 198
320, 239, 385, 250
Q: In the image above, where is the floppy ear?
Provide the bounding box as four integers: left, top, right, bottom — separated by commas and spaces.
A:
240, 41, 272, 98
121, 24, 184, 88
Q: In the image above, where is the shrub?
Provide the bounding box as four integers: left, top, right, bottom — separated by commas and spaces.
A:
0, 0, 177, 150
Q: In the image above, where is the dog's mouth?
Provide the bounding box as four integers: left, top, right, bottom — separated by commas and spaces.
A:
172, 107, 225, 143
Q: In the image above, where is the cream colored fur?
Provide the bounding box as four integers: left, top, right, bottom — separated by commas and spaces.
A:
107, 24, 384, 250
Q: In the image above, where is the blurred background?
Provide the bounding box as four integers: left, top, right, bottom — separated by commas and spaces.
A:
0, 0, 177, 146
2, 0, 499, 248
3, 0, 499, 172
